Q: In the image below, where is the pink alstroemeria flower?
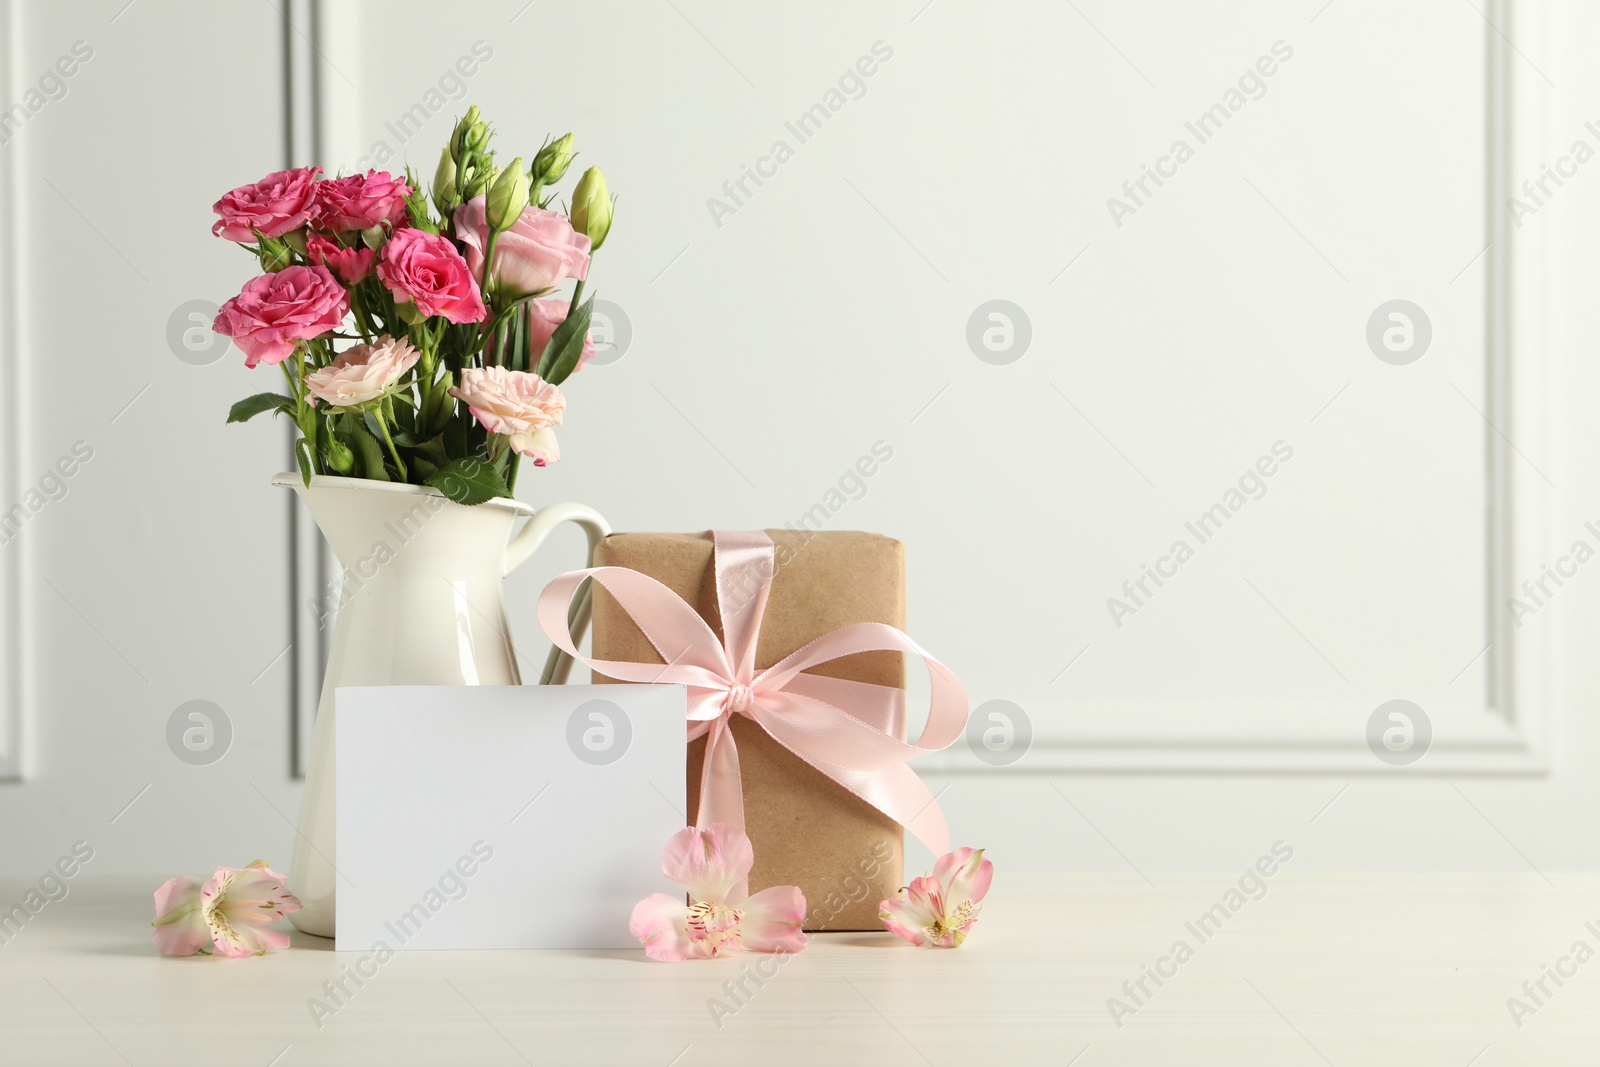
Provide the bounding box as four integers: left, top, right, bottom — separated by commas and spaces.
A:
151, 861, 302, 958
629, 824, 808, 962
879, 847, 992, 948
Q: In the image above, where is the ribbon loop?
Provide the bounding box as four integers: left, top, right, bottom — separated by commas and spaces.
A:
538, 530, 967, 856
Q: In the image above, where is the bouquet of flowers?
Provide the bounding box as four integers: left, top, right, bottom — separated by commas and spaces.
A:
210, 106, 614, 504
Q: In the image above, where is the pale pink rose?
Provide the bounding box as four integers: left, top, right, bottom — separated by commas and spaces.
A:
879, 847, 992, 948
213, 265, 349, 368
629, 824, 809, 962
211, 166, 322, 242
313, 170, 412, 233
305, 335, 420, 408
307, 233, 375, 284
448, 366, 565, 465
377, 227, 486, 324
151, 861, 302, 958
454, 196, 590, 298
519, 299, 596, 373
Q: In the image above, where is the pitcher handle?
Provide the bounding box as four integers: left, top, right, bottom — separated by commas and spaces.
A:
502, 502, 611, 686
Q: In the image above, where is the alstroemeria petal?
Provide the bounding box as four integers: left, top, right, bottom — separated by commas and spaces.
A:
201, 863, 301, 958
211, 862, 301, 923
630, 893, 695, 962
932, 847, 993, 906
904, 874, 944, 920
878, 891, 935, 947
661, 823, 753, 904
737, 886, 808, 955
154, 874, 203, 918
207, 920, 292, 959
151, 876, 209, 957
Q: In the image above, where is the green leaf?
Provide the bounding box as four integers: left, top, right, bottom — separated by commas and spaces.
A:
425, 457, 510, 506
536, 294, 594, 385
294, 438, 314, 487
392, 389, 416, 435
227, 392, 295, 424
353, 429, 389, 481
409, 436, 450, 465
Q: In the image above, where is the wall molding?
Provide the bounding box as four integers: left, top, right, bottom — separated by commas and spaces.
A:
285, 0, 331, 779
279, 3, 1553, 780
934, 0, 1554, 776
0, 0, 22, 780
284, 0, 364, 777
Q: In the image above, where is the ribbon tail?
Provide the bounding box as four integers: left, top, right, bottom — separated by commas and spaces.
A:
697, 720, 748, 898
696, 720, 745, 830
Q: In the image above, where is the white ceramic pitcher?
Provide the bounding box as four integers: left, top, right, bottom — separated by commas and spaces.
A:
273, 473, 609, 937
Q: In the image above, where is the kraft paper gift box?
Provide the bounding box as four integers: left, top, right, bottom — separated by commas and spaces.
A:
591, 529, 908, 931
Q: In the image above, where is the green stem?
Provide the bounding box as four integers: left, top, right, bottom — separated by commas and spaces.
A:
415, 322, 436, 432
279, 358, 300, 406
351, 285, 378, 341
374, 408, 408, 481
280, 352, 324, 474
480, 229, 499, 300
475, 228, 504, 364
566, 277, 586, 319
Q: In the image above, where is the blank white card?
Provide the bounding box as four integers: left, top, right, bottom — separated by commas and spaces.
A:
336, 684, 685, 950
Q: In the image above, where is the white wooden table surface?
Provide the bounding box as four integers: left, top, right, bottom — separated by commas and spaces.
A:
1, 873, 1597, 1065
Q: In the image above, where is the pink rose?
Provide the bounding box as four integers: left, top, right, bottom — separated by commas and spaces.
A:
313, 170, 412, 233
518, 298, 596, 373
213, 265, 350, 368
307, 234, 375, 284
305, 335, 420, 408
211, 166, 321, 242
454, 196, 590, 298
449, 366, 565, 465
376, 228, 486, 324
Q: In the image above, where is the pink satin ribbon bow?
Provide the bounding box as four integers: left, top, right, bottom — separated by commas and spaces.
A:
537, 530, 968, 854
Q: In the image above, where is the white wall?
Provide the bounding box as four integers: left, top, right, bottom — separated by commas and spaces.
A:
1, 0, 1592, 880
0, 0, 302, 875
